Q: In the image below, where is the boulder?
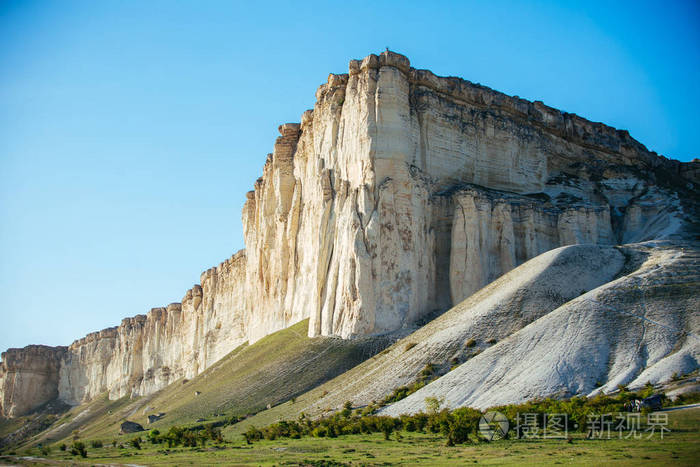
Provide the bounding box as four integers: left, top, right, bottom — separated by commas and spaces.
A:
147, 413, 164, 424
120, 420, 144, 434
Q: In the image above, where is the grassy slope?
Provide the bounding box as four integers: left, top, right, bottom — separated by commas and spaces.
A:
10, 406, 700, 465
18, 319, 392, 448
223, 245, 629, 437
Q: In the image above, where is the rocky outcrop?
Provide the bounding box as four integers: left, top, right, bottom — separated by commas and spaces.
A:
0, 346, 66, 418
120, 420, 144, 434
1, 51, 697, 418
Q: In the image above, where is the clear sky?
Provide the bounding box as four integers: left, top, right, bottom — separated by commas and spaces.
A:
1, 1, 698, 351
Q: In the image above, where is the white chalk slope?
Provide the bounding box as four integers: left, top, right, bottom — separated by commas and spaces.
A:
382, 241, 700, 415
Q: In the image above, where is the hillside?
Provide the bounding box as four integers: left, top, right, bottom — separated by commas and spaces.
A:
224, 240, 698, 436
382, 240, 700, 414
16, 320, 393, 447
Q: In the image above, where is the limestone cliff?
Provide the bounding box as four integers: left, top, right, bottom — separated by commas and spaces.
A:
1, 51, 697, 418
0, 346, 65, 418
241, 51, 694, 340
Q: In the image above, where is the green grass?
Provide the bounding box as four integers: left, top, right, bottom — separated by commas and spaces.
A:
0, 417, 25, 439
8, 406, 700, 466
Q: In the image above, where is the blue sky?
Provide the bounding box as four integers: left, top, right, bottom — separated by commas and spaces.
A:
1, 1, 698, 350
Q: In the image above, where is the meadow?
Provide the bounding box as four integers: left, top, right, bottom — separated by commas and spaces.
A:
3, 406, 698, 466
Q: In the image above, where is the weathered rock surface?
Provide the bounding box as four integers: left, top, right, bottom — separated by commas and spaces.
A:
241, 50, 695, 340
381, 241, 700, 414
120, 420, 144, 434
1, 51, 697, 418
0, 346, 66, 418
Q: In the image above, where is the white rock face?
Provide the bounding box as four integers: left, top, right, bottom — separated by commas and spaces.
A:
1, 51, 697, 417
0, 346, 65, 417
449, 187, 615, 303
240, 51, 692, 341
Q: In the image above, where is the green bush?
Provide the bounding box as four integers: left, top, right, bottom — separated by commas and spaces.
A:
70, 441, 87, 458
341, 401, 353, 418
421, 363, 436, 378
90, 440, 103, 449
671, 391, 700, 406
130, 437, 141, 450
240, 387, 684, 446
243, 426, 263, 444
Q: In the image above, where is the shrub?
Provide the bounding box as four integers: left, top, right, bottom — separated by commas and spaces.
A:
486, 338, 497, 345
641, 381, 655, 398
341, 401, 353, 418
243, 426, 263, 444
40, 446, 50, 456
404, 342, 417, 351
421, 363, 436, 378
240, 388, 684, 447
90, 440, 103, 448
465, 338, 477, 348
672, 391, 700, 405
70, 441, 87, 458
425, 396, 444, 415
148, 429, 160, 444
381, 419, 393, 440
59, 444, 67, 452
450, 407, 481, 443
130, 437, 141, 450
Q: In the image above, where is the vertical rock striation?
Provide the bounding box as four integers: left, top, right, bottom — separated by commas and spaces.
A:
1, 51, 697, 417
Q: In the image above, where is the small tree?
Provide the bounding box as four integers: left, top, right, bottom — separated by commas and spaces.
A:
148, 429, 160, 444
70, 441, 87, 458
130, 437, 141, 450
341, 401, 353, 418
425, 396, 444, 415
